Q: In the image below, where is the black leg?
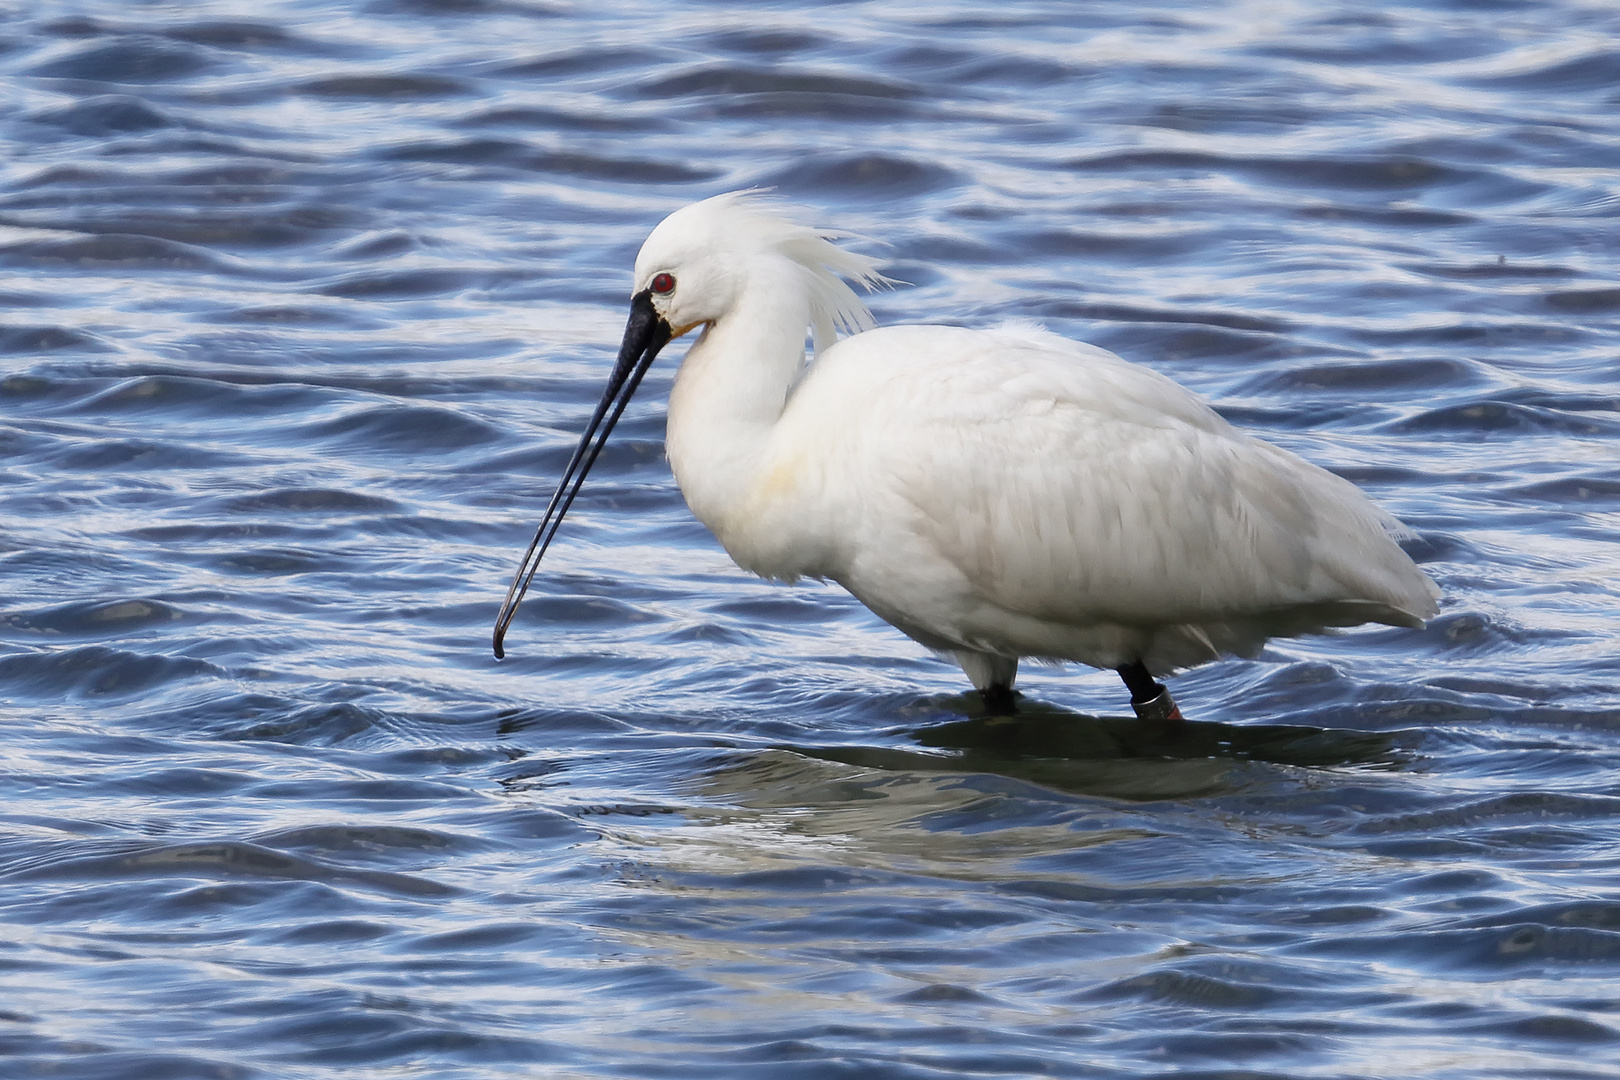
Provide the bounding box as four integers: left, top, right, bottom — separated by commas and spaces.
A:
1117, 660, 1162, 704
981, 682, 1018, 715
1116, 660, 1184, 725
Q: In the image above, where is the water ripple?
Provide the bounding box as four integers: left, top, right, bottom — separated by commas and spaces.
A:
1, 1, 1618, 1078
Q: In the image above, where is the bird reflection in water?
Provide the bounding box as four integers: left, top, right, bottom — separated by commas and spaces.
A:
786, 697, 1408, 802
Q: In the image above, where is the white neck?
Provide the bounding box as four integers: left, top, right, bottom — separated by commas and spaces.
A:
664, 260, 809, 557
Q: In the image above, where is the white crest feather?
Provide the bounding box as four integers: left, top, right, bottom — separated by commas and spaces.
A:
694, 190, 893, 354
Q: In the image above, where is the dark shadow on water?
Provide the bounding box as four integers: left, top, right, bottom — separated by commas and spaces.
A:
787, 696, 1411, 801
919, 701, 1405, 767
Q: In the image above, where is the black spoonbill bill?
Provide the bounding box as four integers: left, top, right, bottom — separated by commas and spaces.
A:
493, 192, 1440, 721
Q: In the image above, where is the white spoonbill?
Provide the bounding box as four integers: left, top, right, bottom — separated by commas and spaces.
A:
494, 192, 1440, 721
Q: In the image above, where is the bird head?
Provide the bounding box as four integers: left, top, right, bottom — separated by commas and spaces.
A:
492, 192, 888, 658
630, 197, 750, 337
633, 190, 889, 352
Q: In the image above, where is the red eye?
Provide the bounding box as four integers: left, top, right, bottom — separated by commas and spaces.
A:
650, 272, 675, 294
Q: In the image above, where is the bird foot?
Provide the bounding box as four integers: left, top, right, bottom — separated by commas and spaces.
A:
1131, 687, 1183, 726
979, 684, 1019, 716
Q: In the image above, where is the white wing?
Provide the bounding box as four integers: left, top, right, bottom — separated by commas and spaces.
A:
781, 324, 1439, 671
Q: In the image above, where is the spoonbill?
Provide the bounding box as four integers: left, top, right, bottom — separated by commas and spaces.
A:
494, 192, 1439, 721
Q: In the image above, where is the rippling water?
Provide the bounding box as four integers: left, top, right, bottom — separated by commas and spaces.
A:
3, 1, 1620, 1077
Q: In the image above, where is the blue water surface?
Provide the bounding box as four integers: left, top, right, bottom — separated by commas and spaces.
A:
2, 1, 1619, 1077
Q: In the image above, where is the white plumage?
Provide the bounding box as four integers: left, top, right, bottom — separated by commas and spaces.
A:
495, 192, 1440, 718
